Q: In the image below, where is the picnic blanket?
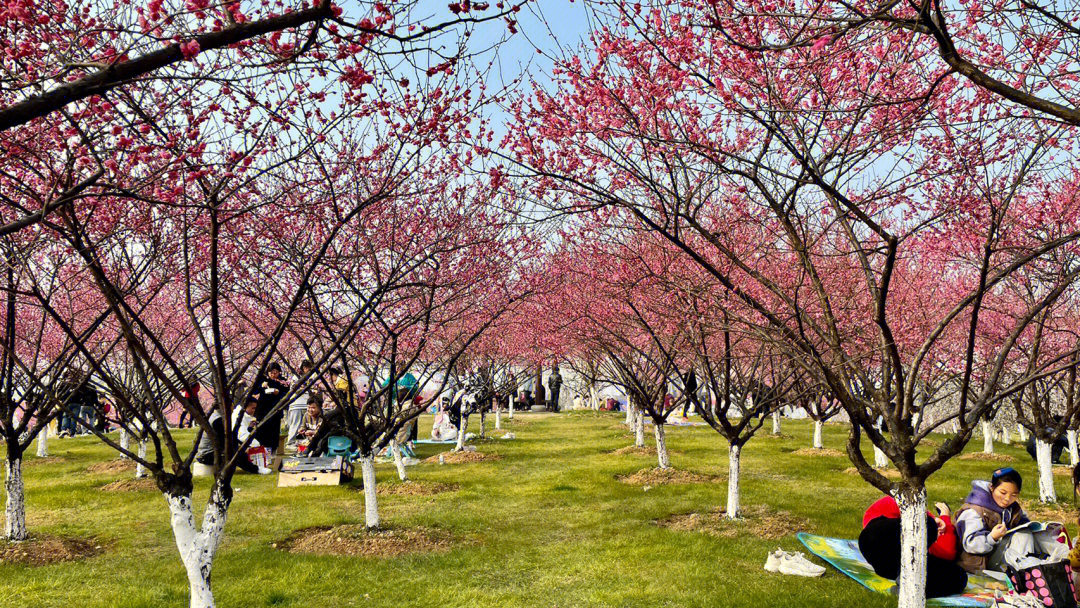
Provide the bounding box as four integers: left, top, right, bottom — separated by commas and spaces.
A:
796, 532, 1008, 607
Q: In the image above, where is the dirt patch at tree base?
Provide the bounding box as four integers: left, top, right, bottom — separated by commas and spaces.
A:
610, 445, 656, 456
1025, 504, 1077, 523
1053, 466, 1074, 477
657, 504, 809, 540
958, 452, 1015, 462
791, 448, 846, 457
377, 481, 460, 496
760, 433, 792, 440
843, 467, 901, 480
0, 535, 108, 566
276, 525, 456, 558
616, 467, 723, 485
24, 457, 65, 467
99, 478, 157, 492
422, 451, 502, 465
85, 459, 136, 474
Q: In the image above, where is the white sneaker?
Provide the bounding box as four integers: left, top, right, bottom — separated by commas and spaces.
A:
257, 467, 272, 475
764, 549, 782, 573
777, 550, 825, 577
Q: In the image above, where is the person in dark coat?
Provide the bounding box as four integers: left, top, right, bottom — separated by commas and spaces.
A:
547, 365, 563, 413
681, 369, 698, 418
253, 362, 289, 455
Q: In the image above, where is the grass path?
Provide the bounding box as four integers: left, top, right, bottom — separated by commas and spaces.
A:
2, 412, 1076, 607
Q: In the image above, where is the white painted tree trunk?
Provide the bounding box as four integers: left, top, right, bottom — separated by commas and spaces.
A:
812, 420, 824, 449
772, 411, 781, 435
1017, 424, 1029, 443
726, 444, 741, 520
120, 429, 130, 458
508, 399, 514, 420
390, 440, 408, 482
479, 411, 486, 439
167, 484, 229, 608
951, 420, 960, 435
455, 411, 469, 452
136, 440, 148, 478
589, 386, 600, 410
895, 487, 928, 608
874, 445, 889, 469
625, 404, 633, 425
495, 404, 502, 430
653, 423, 670, 469
4, 458, 27, 541
1000, 426, 1011, 445
1068, 430, 1079, 467
359, 455, 379, 529
982, 420, 994, 454
634, 410, 645, 448
1035, 439, 1057, 504
36, 426, 48, 458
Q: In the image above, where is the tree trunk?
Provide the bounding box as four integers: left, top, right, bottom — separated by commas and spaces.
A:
625, 403, 633, 425
634, 409, 645, 448
1000, 425, 1011, 445
589, 386, 600, 410
495, 402, 502, 430
479, 410, 486, 439
653, 423, 670, 469
812, 420, 823, 449
982, 420, 994, 454
36, 426, 48, 458
359, 454, 379, 529
1035, 439, 1057, 503
455, 411, 469, 452
390, 439, 408, 482
771, 411, 781, 435
726, 444, 741, 520
120, 428, 130, 457
1017, 424, 1029, 443
895, 486, 928, 608
1068, 430, 1079, 467
874, 445, 889, 469
4, 457, 26, 541
136, 440, 148, 478
508, 399, 514, 420
167, 484, 229, 608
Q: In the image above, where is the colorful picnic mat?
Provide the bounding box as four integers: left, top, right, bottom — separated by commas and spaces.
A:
797, 532, 1008, 607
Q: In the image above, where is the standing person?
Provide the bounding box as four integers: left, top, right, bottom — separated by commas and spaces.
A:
548, 365, 563, 413
74, 372, 100, 435
681, 368, 698, 418
286, 360, 314, 449
178, 377, 201, 429
253, 362, 289, 456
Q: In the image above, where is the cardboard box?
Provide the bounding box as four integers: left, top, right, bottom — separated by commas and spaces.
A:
277, 456, 353, 487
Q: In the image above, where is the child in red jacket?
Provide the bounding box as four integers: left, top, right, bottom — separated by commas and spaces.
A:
859, 495, 968, 597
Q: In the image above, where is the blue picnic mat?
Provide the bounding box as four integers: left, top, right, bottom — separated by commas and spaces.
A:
797, 532, 1008, 607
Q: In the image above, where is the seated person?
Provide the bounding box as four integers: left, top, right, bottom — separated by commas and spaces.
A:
859, 495, 967, 598
194, 397, 270, 474
296, 396, 324, 450
431, 400, 458, 441
231, 396, 261, 448
302, 401, 351, 458
956, 467, 1068, 574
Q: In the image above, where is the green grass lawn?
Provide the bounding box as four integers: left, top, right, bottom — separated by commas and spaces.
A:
2, 412, 1076, 607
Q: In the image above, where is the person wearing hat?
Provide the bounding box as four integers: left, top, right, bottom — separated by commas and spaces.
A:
955, 467, 1067, 573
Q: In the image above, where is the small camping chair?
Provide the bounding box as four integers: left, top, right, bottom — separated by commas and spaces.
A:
326, 436, 353, 458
